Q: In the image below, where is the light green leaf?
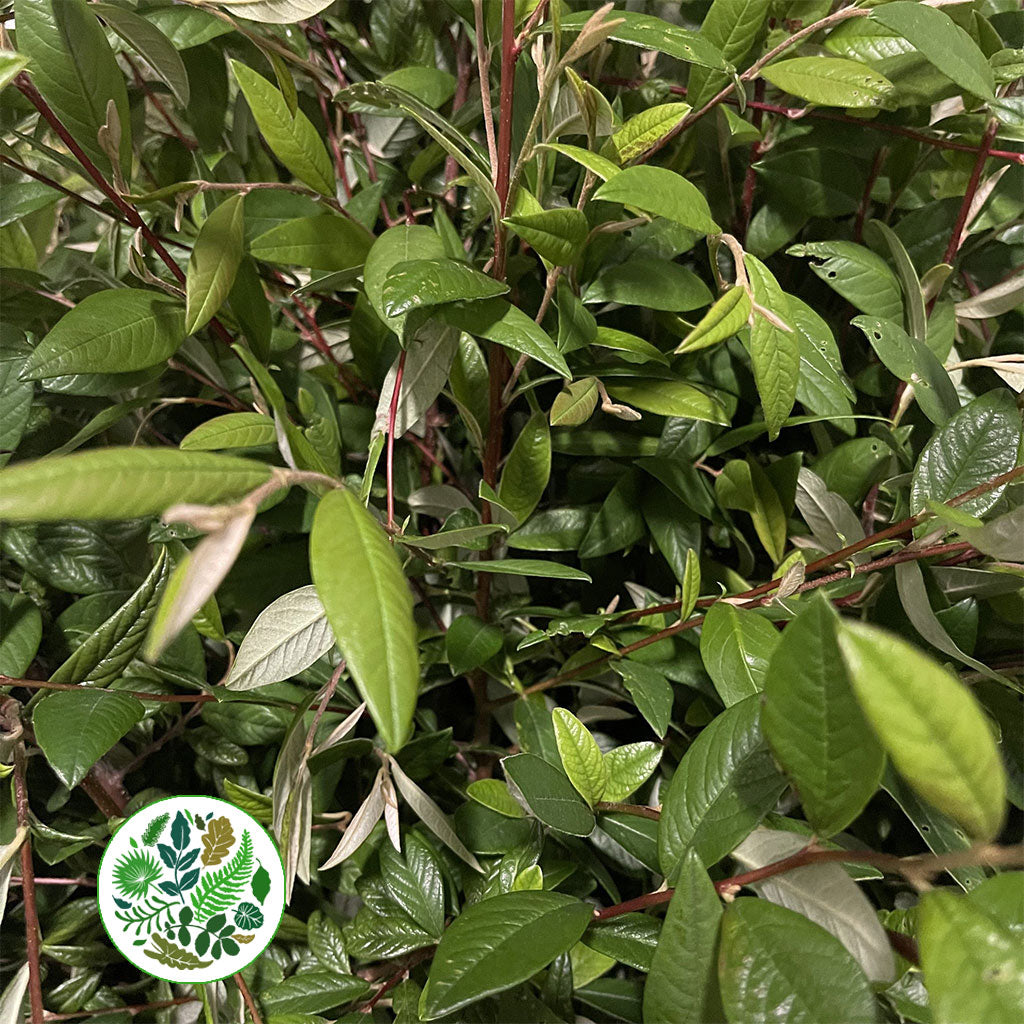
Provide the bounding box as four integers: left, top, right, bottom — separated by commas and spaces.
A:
250, 215, 374, 271
700, 602, 780, 707
550, 377, 598, 427
790, 295, 855, 420
21, 289, 186, 379
687, 0, 771, 109
0, 448, 273, 521
502, 752, 595, 836
602, 742, 663, 803
644, 849, 723, 1024
837, 620, 1006, 841
763, 596, 883, 837
585, 259, 713, 312
180, 412, 277, 451
497, 411, 551, 526
852, 315, 958, 426
658, 696, 786, 879
439, 298, 571, 378
15, 0, 132, 178
610, 103, 691, 163
446, 614, 503, 676
33, 689, 145, 788
718, 899, 878, 1023
0, 50, 30, 93
537, 143, 619, 181
186, 193, 245, 333
715, 457, 787, 564
676, 286, 751, 354
594, 167, 718, 235
381, 257, 507, 319
364, 224, 447, 333
213, 0, 336, 24
231, 60, 334, 196
788, 241, 903, 322
553, 708, 607, 806
871, 1, 994, 100
419, 891, 594, 1020
761, 56, 897, 109
918, 878, 1024, 1024
92, 3, 189, 106
910, 390, 1022, 518
449, 559, 591, 582
503, 208, 588, 267
744, 255, 799, 440
380, 66, 456, 108
605, 380, 730, 425
592, 328, 668, 365
467, 779, 525, 819
310, 488, 419, 752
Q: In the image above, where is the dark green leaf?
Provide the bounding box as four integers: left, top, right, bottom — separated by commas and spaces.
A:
502, 752, 596, 836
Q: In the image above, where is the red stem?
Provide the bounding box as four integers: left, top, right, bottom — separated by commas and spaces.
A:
235, 973, 264, 1024
943, 117, 1000, 265
855, 146, 888, 243
386, 350, 408, 530
14, 745, 44, 1023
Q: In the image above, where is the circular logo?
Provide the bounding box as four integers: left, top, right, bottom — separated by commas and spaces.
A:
97, 796, 284, 983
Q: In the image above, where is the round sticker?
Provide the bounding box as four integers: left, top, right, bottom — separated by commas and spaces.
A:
97, 796, 284, 983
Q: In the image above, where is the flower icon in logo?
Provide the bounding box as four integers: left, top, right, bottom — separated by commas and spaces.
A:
97, 796, 284, 983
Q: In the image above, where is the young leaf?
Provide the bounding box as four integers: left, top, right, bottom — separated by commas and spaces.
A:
180, 413, 277, 451
676, 286, 751, 354
552, 709, 607, 807
419, 891, 594, 1020
186, 193, 245, 334
0, 448, 273, 521
837, 620, 1006, 841
310, 488, 419, 752
763, 596, 884, 837
550, 377, 599, 427
467, 779, 525, 819
594, 167, 718, 236
230, 60, 334, 196
644, 849, 723, 1024
21, 289, 186, 379
33, 689, 145, 788
602, 742, 663, 803
610, 103, 691, 163
718, 899, 878, 1023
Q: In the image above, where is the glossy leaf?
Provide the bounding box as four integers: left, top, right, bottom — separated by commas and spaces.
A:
838, 620, 1006, 841
497, 411, 551, 526
676, 287, 751, 354
761, 56, 897, 109
446, 614, 502, 676
503, 209, 588, 266
700, 603, 780, 707
553, 709, 607, 806
503, 752, 595, 836
550, 377, 598, 427
186, 194, 245, 334
381, 257, 507, 318
595, 167, 718, 236
604, 381, 730, 424
602, 742, 663, 803
310, 488, 419, 751
250, 215, 374, 271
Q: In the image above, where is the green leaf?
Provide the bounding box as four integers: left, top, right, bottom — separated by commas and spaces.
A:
21, 289, 186, 379
918, 878, 1024, 1024
718, 899, 878, 1023
186, 194, 245, 334
594, 167, 718, 236
676, 286, 751, 354
760, 56, 898, 109
33, 689, 145, 788
604, 381, 730, 425
787, 242, 903, 323
837, 620, 1006, 841
51, 549, 169, 686
687, 0, 771, 109
602, 742, 663, 803
261, 971, 370, 1015
557, 10, 731, 73
0, 50, 29, 93
467, 779, 525, 819
762, 596, 884, 837
658, 696, 787, 879
910, 390, 1022, 518
502, 752, 595, 836
381, 257, 507, 318
0, 592, 42, 677
380, 65, 456, 108
851, 316, 958, 426
578, 471, 644, 558
364, 224, 447, 333
610, 103, 691, 164
790, 296, 855, 420
92, 3, 189, 106
250, 215, 374, 271
744, 255, 799, 440
0, 448, 273, 521
179, 412, 277, 451
503, 209, 588, 267
230, 60, 334, 196
715, 457, 787, 564
381, 831, 445, 937
450, 557, 591, 581
537, 143, 619, 182
871, 1, 994, 100
592, 328, 668, 365
310, 488, 419, 752
614, 661, 673, 739
497, 411, 551, 526
550, 377, 598, 427
552, 708, 607, 807
446, 614, 502, 676
439, 298, 571, 378
15, 0, 132, 179
644, 849, 723, 1024
419, 891, 594, 1019
700, 603, 780, 707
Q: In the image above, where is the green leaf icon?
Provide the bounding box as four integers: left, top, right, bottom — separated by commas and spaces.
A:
251, 863, 271, 904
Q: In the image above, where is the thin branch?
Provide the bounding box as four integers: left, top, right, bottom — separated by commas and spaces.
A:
944, 117, 1001, 264
473, 0, 499, 179
234, 973, 264, 1024
595, 801, 661, 821
14, 742, 44, 1024
386, 350, 408, 531
41, 998, 197, 1022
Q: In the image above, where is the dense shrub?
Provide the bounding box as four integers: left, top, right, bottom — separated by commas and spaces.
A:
1, 1, 1022, 1022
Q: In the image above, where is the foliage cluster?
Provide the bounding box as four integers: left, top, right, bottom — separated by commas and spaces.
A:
0, 1, 1022, 1022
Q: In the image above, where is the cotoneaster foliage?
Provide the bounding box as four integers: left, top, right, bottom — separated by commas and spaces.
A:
0, 1, 1022, 1022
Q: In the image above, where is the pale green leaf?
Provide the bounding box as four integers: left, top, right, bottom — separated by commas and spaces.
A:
186, 193, 245, 333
